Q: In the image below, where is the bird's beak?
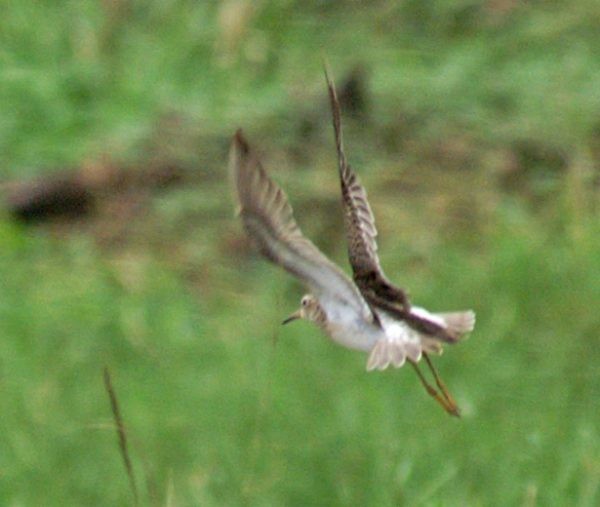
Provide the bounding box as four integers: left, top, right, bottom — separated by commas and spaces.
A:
282, 310, 301, 325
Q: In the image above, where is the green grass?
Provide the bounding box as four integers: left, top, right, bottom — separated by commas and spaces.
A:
1, 1, 599, 505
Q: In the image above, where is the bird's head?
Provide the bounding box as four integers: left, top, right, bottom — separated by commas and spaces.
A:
282, 294, 322, 325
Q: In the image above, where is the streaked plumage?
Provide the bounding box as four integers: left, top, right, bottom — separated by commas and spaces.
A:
324, 70, 472, 344
229, 70, 475, 415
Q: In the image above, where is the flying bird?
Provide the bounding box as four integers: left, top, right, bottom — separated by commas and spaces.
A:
229, 70, 475, 416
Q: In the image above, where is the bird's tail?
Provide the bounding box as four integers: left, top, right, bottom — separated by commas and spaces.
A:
366, 339, 421, 371
436, 310, 476, 341
365, 310, 475, 371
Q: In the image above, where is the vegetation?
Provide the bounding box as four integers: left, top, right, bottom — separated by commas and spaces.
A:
1, 1, 599, 505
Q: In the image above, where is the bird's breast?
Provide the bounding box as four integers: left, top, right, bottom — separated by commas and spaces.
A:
322, 311, 381, 352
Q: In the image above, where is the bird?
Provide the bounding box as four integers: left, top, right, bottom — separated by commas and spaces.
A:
229, 70, 475, 416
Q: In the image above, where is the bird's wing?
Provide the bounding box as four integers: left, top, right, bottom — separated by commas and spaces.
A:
325, 68, 410, 308
325, 68, 380, 278
229, 129, 372, 319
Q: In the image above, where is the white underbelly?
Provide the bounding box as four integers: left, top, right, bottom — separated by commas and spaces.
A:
323, 311, 382, 352
326, 311, 425, 353
315, 296, 379, 352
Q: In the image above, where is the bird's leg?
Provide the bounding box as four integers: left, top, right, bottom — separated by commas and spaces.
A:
422, 353, 460, 417
409, 360, 460, 417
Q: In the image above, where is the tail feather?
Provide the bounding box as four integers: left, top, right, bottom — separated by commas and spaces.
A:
437, 310, 475, 340
366, 339, 423, 371
366, 310, 475, 371
404, 342, 422, 363
367, 340, 407, 371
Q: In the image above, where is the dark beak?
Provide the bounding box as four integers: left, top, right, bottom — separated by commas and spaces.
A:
282, 310, 301, 325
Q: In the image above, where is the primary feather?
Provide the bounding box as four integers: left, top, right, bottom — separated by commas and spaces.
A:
229, 129, 373, 321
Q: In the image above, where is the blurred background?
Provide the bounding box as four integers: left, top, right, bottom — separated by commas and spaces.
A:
1, 1, 599, 505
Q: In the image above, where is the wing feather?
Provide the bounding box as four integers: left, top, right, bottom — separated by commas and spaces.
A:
324, 68, 411, 309
325, 70, 381, 277
229, 129, 371, 318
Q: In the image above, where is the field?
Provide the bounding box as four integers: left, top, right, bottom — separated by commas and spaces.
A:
1, 2, 599, 505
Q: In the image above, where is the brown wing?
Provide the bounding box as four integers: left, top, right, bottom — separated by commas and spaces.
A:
325, 68, 411, 310
229, 129, 373, 320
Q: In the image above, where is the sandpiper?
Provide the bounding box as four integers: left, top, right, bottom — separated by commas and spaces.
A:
229, 70, 475, 416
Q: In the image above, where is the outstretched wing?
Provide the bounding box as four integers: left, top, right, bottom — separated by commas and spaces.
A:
229, 129, 372, 319
325, 68, 380, 278
324, 68, 410, 309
